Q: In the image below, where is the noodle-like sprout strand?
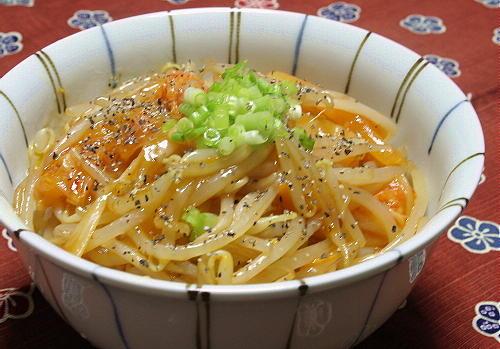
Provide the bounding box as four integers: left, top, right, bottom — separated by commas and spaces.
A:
14, 62, 427, 284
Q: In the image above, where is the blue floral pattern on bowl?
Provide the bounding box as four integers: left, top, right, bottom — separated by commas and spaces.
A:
0, 0, 33, 6
473, 302, 500, 341
67, 10, 113, 30
448, 216, 499, 254
493, 28, 500, 45
400, 14, 446, 34
317, 2, 361, 23
0, 32, 23, 58
424, 54, 461, 78
475, 0, 500, 8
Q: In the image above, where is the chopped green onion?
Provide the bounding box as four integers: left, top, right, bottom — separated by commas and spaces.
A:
182, 206, 218, 240
301, 136, 315, 151
189, 110, 208, 126
179, 103, 195, 117
171, 61, 301, 154
292, 127, 315, 151
280, 81, 298, 96
171, 131, 185, 142
228, 124, 245, 146
208, 111, 230, 130
184, 126, 208, 139
176, 117, 194, 133
184, 87, 207, 106
244, 130, 267, 145
218, 136, 236, 155
203, 128, 221, 146
235, 111, 274, 134
161, 119, 176, 132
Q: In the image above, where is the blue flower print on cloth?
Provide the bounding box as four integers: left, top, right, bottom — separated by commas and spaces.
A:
163, 0, 190, 4
0, 32, 23, 58
448, 216, 499, 254
400, 14, 446, 34
472, 302, 500, 341
475, 0, 500, 8
68, 10, 112, 30
317, 2, 361, 23
0, 0, 33, 6
493, 28, 500, 45
424, 54, 461, 78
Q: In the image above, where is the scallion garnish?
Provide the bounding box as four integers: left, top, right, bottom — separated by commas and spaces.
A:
182, 206, 218, 241
167, 61, 302, 154
292, 126, 316, 151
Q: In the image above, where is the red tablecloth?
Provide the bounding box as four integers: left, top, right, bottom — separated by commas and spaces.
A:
0, 1, 498, 348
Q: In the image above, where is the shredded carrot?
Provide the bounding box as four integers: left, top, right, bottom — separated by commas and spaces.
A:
159, 70, 205, 118
277, 182, 295, 212
374, 178, 408, 214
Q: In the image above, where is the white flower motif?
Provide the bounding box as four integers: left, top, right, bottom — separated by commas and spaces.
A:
234, 0, 279, 9
0, 0, 33, 6
297, 297, 333, 337
475, 0, 500, 8
0, 284, 35, 323
400, 14, 446, 34
408, 249, 426, 283
493, 28, 500, 45
317, 2, 361, 23
62, 273, 90, 319
448, 215, 499, 254
1, 227, 17, 252
67, 10, 113, 31
424, 54, 461, 78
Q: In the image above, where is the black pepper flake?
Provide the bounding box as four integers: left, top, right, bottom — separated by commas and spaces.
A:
152, 235, 166, 245
392, 225, 397, 232
139, 259, 150, 267
52, 152, 58, 160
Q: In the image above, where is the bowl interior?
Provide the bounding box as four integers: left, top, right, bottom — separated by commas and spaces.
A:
0, 8, 484, 290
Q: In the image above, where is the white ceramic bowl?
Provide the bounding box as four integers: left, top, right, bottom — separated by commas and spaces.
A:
0, 8, 484, 349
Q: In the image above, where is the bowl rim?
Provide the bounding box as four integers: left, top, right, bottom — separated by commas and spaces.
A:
1, 7, 485, 300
